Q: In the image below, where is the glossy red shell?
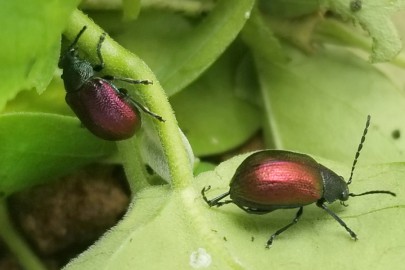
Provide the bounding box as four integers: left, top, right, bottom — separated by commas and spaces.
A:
66, 78, 140, 140
230, 150, 324, 210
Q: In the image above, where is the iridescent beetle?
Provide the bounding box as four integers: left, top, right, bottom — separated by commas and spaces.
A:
202, 116, 396, 247
58, 26, 164, 141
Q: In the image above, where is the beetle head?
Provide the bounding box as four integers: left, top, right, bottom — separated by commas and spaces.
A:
58, 26, 94, 92
59, 26, 87, 69
320, 166, 349, 203
58, 46, 78, 68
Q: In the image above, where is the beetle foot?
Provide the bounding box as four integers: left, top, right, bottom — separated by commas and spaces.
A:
201, 185, 212, 194
201, 186, 212, 206
265, 235, 276, 249
340, 201, 349, 207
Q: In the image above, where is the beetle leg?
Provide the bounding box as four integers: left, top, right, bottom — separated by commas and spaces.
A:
201, 186, 232, 207
91, 33, 152, 85
127, 96, 165, 122
340, 201, 349, 207
103, 75, 152, 85
266, 207, 303, 248
212, 199, 233, 207
93, 33, 106, 72
316, 200, 358, 240
116, 88, 165, 122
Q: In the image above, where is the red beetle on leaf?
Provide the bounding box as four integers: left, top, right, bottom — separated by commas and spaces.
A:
202, 116, 396, 248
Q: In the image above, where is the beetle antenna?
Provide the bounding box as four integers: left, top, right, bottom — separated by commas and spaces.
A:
347, 115, 371, 185
68, 26, 87, 51
349, 190, 396, 197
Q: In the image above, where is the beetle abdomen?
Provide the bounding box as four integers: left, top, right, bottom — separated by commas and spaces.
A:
230, 151, 324, 210
66, 78, 141, 140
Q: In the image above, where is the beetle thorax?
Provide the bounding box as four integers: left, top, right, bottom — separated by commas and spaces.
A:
319, 165, 349, 203
59, 50, 95, 92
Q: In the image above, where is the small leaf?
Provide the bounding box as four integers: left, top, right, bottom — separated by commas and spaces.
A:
323, 0, 405, 62
4, 75, 70, 115
0, 0, 80, 110
140, 122, 194, 182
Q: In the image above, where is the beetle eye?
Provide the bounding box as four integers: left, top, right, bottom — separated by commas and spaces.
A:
68, 48, 77, 56
340, 189, 349, 201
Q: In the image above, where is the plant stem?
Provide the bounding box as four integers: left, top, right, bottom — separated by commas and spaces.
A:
0, 200, 47, 270
65, 10, 194, 190
117, 140, 150, 193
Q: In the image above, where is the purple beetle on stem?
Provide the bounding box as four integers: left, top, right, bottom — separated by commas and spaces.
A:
202, 115, 396, 248
59, 26, 165, 141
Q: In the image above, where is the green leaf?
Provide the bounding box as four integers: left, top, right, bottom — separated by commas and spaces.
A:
194, 161, 216, 176
253, 44, 405, 164
91, 0, 255, 96
259, 0, 319, 18
322, 0, 405, 62
0, 0, 80, 110
171, 42, 261, 156
139, 121, 195, 182
241, 6, 287, 65
0, 113, 114, 196
3, 75, 70, 115
63, 153, 404, 269
122, 0, 141, 21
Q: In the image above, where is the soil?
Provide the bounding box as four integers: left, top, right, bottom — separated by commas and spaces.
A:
0, 164, 130, 269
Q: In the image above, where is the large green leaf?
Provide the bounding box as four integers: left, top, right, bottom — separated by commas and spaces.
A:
253, 44, 405, 165
90, 0, 255, 96
170, 42, 261, 156
63, 153, 404, 269
0, 113, 114, 196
